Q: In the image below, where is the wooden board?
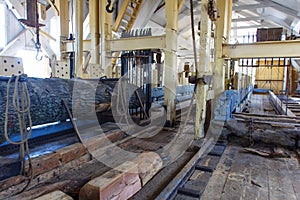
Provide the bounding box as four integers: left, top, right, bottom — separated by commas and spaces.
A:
202, 145, 300, 200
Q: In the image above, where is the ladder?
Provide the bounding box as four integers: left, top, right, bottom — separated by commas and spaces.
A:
111, 0, 144, 71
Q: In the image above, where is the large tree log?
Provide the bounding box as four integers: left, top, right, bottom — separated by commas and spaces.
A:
0, 77, 144, 142
226, 119, 300, 147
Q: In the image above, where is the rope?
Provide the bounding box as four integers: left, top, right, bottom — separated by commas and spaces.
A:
4, 75, 34, 193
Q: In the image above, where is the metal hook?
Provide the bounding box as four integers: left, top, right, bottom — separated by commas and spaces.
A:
106, 0, 114, 13
35, 47, 43, 61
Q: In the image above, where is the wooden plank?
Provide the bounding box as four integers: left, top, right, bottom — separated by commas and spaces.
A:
34, 190, 72, 200
285, 155, 300, 199
268, 159, 297, 200
240, 149, 269, 200
201, 146, 237, 200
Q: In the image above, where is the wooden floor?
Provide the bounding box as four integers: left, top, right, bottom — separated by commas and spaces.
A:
201, 94, 300, 200
201, 145, 300, 200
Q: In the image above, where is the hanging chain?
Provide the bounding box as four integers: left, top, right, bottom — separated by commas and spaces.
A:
35, 2, 42, 61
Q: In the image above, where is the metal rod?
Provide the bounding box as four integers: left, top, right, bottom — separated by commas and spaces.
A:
61, 99, 84, 143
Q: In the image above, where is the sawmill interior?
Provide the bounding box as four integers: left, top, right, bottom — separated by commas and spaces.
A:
0, 0, 300, 199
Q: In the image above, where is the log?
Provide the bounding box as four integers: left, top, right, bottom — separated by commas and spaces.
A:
233, 112, 300, 119
226, 119, 300, 147
0, 77, 145, 143
233, 113, 300, 124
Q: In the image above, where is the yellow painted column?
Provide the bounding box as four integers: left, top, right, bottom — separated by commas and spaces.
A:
90, 0, 100, 64
100, 0, 113, 77
58, 0, 69, 61
164, 0, 178, 126
195, 0, 212, 139
214, 0, 232, 95
75, 0, 84, 77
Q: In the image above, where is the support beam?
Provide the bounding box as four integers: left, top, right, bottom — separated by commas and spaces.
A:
232, 16, 264, 22
75, 0, 84, 77
223, 40, 300, 59
47, 0, 59, 16
262, 0, 300, 20
195, 0, 213, 139
178, 0, 185, 11
108, 36, 166, 52
164, 0, 178, 126
232, 3, 271, 11
213, 0, 232, 109
89, 0, 100, 64
100, 0, 113, 77
58, 0, 69, 61
4, 0, 25, 19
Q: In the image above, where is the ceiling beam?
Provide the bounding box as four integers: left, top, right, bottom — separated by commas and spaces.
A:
233, 3, 270, 11
260, 0, 300, 20
232, 16, 264, 22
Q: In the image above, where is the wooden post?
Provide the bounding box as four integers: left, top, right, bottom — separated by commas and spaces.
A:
75, 0, 84, 77
164, 0, 178, 126
100, 0, 113, 77
214, 0, 232, 96
195, 0, 211, 139
58, 0, 69, 61
89, 0, 100, 64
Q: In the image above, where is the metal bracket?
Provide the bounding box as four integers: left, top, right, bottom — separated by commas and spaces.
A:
53, 61, 70, 79
188, 75, 213, 85
0, 56, 24, 77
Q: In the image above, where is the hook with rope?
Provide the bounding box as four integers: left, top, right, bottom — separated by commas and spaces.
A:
106, 0, 114, 13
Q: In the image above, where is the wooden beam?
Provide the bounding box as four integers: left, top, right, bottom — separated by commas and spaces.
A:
164, 0, 178, 126
223, 40, 300, 59
178, 0, 185, 11
108, 35, 166, 52
112, 0, 130, 32
233, 3, 270, 11
47, 0, 59, 16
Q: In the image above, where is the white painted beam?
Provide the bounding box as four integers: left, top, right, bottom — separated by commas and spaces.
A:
233, 3, 271, 11
223, 40, 300, 58
262, 0, 300, 19
232, 16, 263, 22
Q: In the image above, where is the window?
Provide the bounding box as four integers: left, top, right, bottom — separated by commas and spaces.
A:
0, 2, 6, 48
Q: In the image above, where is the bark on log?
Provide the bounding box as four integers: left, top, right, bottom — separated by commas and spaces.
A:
0, 78, 145, 142
226, 119, 300, 147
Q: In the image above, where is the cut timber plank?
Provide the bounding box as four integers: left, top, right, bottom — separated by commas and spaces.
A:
134, 152, 163, 186
79, 161, 141, 200
34, 190, 73, 200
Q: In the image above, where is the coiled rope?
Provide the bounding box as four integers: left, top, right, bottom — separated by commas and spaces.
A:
4, 75, 33, 193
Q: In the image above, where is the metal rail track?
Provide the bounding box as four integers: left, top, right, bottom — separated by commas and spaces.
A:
0, 128, 77, 157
